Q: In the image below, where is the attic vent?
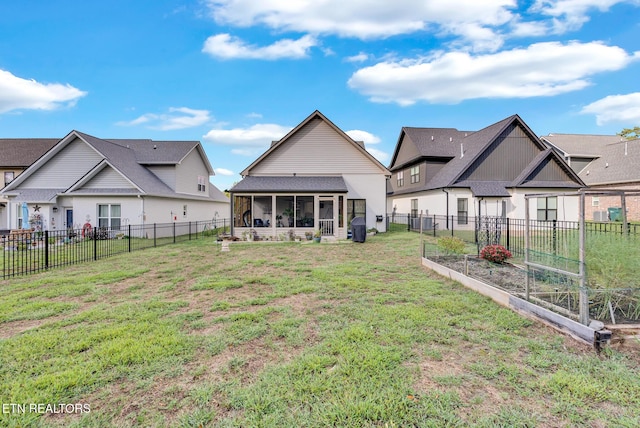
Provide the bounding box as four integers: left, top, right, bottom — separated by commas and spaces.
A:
153, 145, 157, 150
431, 136, 434, 141
449, 137, 453, 142
460, 143, 464, 158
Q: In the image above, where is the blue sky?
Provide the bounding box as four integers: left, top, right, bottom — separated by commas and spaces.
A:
1, 0, 639, 192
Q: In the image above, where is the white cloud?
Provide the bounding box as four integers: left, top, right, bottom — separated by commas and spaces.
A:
346, 129, 381, 145
0, 69, 86, 114
206, 0, 516, 51
366, 147, 391, 164
529, 0, 630, 33
214, 167, 235, 176
345, 53, 370, 63
202, 33, 317, 60
348, 42, 640, 105
117, 107, 211, 130
581, 92, 640, 126
203, 123, 292, 155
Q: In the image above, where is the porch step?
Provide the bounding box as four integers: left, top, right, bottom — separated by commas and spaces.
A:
320, 236, 337, 243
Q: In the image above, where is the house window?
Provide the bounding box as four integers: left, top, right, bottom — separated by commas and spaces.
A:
457, 198, 468, 225
183, 205, 188, 218
410, 166, 420, 184
197, 176, 206, 192
4, 171, 14, 187
17, 203, 23, 229
347, 199, 366, 226
233, 195, 252, 227
537, 196, 557, 221
591, 197, 600, 207
397, 171, 404, 187
411, 199, 418, 218
98, 204, 121, 229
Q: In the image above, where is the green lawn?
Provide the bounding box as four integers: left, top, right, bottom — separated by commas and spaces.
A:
1, 232, 639, 427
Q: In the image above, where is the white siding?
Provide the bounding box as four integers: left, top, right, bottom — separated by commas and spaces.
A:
344, 174, 387, 232
175, 149, 210, 195
147, 166, 176, 190
82, 167, 134, 189
21, 137, 102, 189
251, 118, 383, 176
389, 188, 580, 222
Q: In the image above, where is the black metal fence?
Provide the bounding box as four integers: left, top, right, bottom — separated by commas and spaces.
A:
388, 213, 640, 258
1, 219, 230, 279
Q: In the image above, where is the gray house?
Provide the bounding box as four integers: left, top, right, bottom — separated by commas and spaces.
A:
1, 130, 229, 233
387, 115, 585, 222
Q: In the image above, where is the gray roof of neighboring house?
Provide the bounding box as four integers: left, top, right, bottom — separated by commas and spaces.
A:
8, 189, 65, 203
578, 139, 640, 186
541, 133, 640, 186
230, 176, 348, 193
0, 139, 59, 167
540, 133, 621, 157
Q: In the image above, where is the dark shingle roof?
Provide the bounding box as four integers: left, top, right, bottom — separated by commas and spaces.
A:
0, 139, 59, 167
389, 115, 584, 196
230, 176, 348, 193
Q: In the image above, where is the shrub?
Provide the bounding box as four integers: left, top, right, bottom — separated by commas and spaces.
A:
480, 244, 512, 263
437, 236, 466, 255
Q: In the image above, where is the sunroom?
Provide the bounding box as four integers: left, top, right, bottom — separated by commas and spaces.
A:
229, 176, 359, 239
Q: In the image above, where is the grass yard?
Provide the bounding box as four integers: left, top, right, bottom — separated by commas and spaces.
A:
1, 231, 639, 427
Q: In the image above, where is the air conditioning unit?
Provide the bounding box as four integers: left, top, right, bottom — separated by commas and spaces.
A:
593, 211, 608, 222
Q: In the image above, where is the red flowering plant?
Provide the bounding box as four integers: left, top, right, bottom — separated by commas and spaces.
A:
480, 244, 512, 264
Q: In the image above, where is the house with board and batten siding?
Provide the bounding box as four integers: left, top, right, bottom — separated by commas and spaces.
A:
1, 130, 229, 233
387, 115, 585, 225
229, 110, 390, 239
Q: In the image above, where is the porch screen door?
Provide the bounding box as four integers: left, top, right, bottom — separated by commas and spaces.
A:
318, 198, 334, 236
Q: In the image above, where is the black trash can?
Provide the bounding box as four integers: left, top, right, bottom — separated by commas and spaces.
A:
351, 216, 366, 243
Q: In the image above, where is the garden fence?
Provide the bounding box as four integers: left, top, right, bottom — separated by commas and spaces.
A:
1, 219, 230, 279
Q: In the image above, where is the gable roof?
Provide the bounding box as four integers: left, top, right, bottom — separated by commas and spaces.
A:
389, 115, 584, 197
2, 130, 224, 202
240, 110, 390, 177
0, 138, 59, 168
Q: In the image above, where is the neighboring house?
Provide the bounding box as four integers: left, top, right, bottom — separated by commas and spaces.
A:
229, 110, 391, 239
387, 115, 585, 224
1, 130, 229, 233
541, 133, 640, 221
0, 138, 59, 230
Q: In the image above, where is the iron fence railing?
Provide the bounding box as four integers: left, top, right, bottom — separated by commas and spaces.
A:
387, 213, 640, 258
1, 219, 230, 279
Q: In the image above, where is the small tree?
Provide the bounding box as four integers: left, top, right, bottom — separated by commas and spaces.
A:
618, 126, 640, 140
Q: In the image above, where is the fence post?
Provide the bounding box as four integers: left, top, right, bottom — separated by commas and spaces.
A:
173, 222, 176, 243
451, 215, 454, 237
154, 223, 157, 247
128, 224, 131, 252
189, 221, 192, 240
433, 215, 436, 237
506, 218, 510, 251
44, 230, 49, 269
93, 227, 98, 261
407, 214, 410, 232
